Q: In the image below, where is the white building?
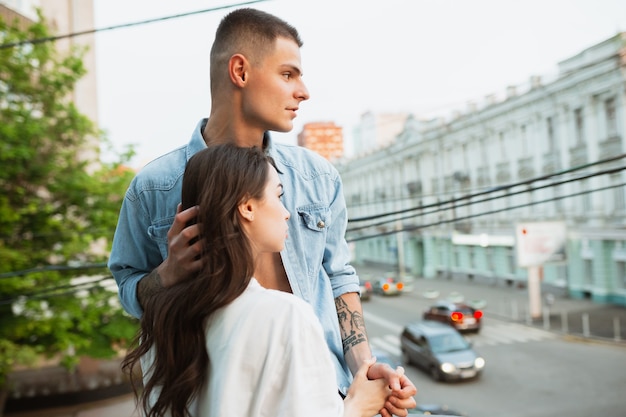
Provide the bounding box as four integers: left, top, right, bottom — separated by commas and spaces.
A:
337, 32, 626, 306
351, 111, 411, 157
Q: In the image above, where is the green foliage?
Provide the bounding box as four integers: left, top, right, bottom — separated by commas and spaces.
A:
0, 12, 138, 389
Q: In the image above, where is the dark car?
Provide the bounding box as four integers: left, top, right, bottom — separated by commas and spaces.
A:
373, 275, 404, 296
400, 320, 485, 382
359, 279, 373, 301
408, 403, 468, 415
423, 300, 483, 333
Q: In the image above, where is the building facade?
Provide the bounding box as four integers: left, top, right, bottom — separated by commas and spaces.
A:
298, 121, 344, 161
337, 33, 626, 306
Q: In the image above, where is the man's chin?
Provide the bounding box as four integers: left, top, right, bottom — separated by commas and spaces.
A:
271, 124, 294, 134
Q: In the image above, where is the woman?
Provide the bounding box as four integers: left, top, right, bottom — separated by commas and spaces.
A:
122, 143, 390, 417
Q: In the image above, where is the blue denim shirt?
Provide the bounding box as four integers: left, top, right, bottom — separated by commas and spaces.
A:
108, 119, 359, 393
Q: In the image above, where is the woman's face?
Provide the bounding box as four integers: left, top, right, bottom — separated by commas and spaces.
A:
241, 164, 291, 254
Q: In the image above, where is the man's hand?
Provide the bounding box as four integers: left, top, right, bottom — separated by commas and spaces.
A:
367, 362, 417, 417
158, 204, 203, 287
136, 204, 202, 309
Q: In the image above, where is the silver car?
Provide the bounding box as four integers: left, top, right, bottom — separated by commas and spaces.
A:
400, 320, 485, 382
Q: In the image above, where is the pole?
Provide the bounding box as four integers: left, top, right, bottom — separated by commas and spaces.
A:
528, 265, 542, 320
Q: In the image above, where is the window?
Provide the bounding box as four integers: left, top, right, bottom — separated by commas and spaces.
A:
580, 179, 591, 212
617, 260, 626, 290
547, 117, 556, 151
605, 97, 617, 137
612, 173, 625, 211
553, 184, 563, 212
507, 247, 517, 273
583, 259, 593, 287
479, 138, 487, 165
574, 108, 584, 145
521, 124, 528, 156
499, 132, 506, 158
615, 242, 626, 290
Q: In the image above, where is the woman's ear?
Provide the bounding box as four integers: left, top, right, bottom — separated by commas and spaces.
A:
237, 198, 255, 222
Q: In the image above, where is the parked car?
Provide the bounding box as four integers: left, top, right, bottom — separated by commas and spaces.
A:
359, 279, 373, 301
423, 300, 483, 333
400, 320, 485, 382
408, 403, 468, 415
373, 275, 404, 296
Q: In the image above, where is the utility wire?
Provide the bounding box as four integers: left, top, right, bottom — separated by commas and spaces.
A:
0, 0, 268, 49
347, 164, 626, 233
0, 263, 108, 279
348, 153, 626, 222
347, 181, 626, 242
0, 275, 115, 306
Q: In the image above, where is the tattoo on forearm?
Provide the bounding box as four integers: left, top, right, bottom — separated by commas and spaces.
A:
137, 269, 163, 309
335, 297, 367, 354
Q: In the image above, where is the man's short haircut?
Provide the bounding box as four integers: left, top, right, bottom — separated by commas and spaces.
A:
210, 8, 302, 80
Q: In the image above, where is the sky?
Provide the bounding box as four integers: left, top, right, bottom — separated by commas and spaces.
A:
92, 0, 626, 168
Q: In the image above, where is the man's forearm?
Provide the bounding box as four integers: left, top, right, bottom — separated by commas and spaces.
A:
136, 268, 163, 310
335, 292, 373, 375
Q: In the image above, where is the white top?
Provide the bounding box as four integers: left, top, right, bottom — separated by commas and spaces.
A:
141, 278, 344, 417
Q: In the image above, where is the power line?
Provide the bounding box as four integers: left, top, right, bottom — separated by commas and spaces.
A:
0, 275, 115, 306
347, 181, 626, 242
0, 263, 108, 279
347, 164, 626, 233
348, 153, 626, 222
0, 0, 268, 49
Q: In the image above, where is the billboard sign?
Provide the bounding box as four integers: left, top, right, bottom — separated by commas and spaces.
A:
515, 221, 567, 267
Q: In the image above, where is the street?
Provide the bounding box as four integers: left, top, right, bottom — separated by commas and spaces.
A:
9, 274, 625, 417
362, 278, 626, 417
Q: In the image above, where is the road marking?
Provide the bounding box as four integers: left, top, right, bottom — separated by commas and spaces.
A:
371, 336, 402, 357
363, 311, 404, 334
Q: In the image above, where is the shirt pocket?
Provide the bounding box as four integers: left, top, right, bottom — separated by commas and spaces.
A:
297, 204, 331, 232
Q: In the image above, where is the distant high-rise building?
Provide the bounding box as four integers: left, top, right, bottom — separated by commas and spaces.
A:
297, 122, 344, 161
352, 111, 411, 156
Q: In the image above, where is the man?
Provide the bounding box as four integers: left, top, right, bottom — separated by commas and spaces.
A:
109, 8, 416, 416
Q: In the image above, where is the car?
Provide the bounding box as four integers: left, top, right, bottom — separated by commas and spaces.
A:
423, 300, 483, 333
359, 279, 373, 301
408, 403, 468, 415
400, 320, 485, 382
373, 275, 404, 296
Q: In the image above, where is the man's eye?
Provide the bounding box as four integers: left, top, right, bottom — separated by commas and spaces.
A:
279, 192, 285, 199
283, 73, 291, 79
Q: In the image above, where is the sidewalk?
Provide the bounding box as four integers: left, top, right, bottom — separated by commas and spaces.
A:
355, 262, 626, 344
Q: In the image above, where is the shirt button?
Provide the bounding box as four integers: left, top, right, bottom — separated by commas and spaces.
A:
317, 220, 325, 228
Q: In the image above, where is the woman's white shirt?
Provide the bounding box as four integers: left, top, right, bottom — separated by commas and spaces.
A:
141, 278, 344, 417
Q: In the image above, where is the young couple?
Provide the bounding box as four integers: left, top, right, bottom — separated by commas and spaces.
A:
111, 7, 417, 417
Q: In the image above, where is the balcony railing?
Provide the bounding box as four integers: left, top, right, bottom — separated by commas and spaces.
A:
517, 156, 534, 179
598, 135, 622, 161
569, 143, 588, 167
542, 152, 562, 175
496, 162, 511, 183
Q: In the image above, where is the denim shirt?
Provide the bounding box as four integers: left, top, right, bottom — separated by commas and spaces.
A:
108, 119, 359, 393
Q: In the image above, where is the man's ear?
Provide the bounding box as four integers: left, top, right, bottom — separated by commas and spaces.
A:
229, 54, 248, 87
237, 198, 255, 222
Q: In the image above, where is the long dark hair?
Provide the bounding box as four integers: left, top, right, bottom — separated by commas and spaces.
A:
122, 143, 273, 417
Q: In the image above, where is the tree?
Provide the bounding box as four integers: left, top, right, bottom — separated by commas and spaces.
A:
0, 12, 138, 394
